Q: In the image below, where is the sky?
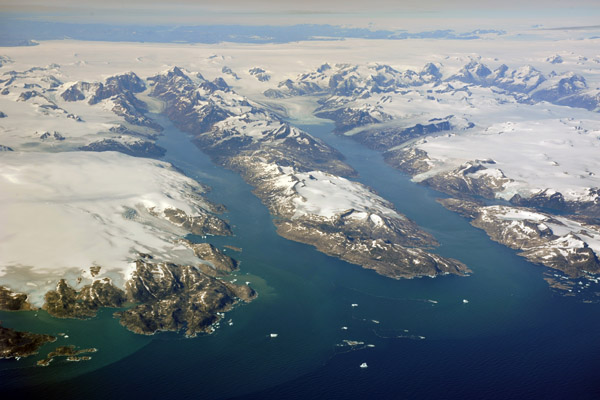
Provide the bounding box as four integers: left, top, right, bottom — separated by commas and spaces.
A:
1, 0, 600, 28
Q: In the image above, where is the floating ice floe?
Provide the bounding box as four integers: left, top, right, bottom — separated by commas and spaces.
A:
351, 303, 358, 307
341, 326, 348, 330
462, 299, 469, 304
269, 333, 278, 338
360, 362, 368, 368
343, 340, 364, 346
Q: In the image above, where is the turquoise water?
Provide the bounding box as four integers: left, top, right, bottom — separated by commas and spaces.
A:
1, 115, 599, 399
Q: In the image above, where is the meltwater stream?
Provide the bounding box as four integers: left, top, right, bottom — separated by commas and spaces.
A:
2, 115, 600, 399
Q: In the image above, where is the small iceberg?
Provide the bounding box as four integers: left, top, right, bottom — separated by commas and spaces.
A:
360, 362, 368, 369
351, 303, 358, 307
462, 299, 469, 304
269, 333, 278, 338
343, 340, 364, 346
371, 320, 380, 324
341, 326, 348, 330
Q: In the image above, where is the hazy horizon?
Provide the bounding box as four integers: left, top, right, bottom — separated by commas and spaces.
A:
2, 0, 599, 29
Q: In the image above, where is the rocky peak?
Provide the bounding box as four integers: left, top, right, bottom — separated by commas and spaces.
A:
317, 63, 332, 73
420, 62, 442, 80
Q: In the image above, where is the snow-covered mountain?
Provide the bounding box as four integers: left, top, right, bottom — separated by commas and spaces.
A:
266, 60, 600, 212
260, 58, 600, 281
0, 61, 253, 336
147, 66, 468, 279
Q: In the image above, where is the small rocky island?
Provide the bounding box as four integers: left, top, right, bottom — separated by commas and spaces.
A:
37, 345, 97, 367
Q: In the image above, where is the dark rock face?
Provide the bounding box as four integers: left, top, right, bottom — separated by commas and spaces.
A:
79, 138, 166, 158
420, 62, 442, 80
555, 90, 600, 112
190, 104, 233, 134
275, 78, 324, 97
546, 55, 563, 64
0, 55, 13, 67
352, 119, 452, 152
221, 66, 239, 80
162, 208, 233, 236
60, 72, 160, 130
0, 286, 33, 311
60, 81, 98, 102
187, 242, 239, 276
43, 278, 127, 319
0, 111, 6, 118
66, 113, 83, 122
530, 73, 587, 103
511, 189, 600, 220
263, 88, 285, 98
117, 256, 255, 336
274, 213, 470, 279
315, 107, 393, 134
108, 124, 160, 140
0, 324, 56, 359
39, 131, 65, 141
88, 72, 146, 105
249, 67, 270, 82
0, 145, 13, 151
17, 90, 43, 102
422, 161, 512, 200
110, 92, 162, 131
448, 61, 493, 84
209, 128, 355, 179
383, 147, 432, 175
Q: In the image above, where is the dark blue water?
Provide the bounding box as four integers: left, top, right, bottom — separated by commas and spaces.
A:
2, 115, 600, 399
